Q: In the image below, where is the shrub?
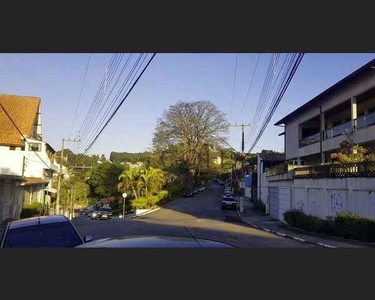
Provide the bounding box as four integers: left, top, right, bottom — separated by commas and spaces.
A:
112, 209, 120, 216
334, 212, 375, 242
283, 210, 375, 242
253, 199, 266, 213
21, 202, 43, 219
157, 190, 169, 201
131, 197, 149, 209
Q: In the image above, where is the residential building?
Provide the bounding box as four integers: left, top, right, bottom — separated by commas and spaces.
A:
258, 59, 375, 223
275, 58, 375, 165
0, 93, 58, 222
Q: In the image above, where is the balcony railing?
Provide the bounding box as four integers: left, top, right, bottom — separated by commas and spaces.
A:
294, 161, 375, 178
268, 162, 289, 176
354, 111, 375, 129
299, 132, 320, 147
323, 120, 352, 140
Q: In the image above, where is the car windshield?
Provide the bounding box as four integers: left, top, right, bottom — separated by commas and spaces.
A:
4, 222, 83, 247
224, 197, 235, 201
99, 208, 112, 212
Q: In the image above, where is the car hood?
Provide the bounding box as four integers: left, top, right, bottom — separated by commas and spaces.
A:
76, 235, 234, 248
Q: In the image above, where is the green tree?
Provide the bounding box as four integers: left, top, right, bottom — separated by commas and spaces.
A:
153, 100, 229, 190
87, 162, 125, 199
331, 141, 369, 163
118, 167, 143, 199
140, 167, 166, 197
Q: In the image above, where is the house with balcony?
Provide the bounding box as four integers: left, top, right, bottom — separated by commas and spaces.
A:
0, 93, 58, 222
258, 60, 375, 223
275, 58, 375, 165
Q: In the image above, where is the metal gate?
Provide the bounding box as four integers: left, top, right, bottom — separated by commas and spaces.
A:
269, 187, 279, 220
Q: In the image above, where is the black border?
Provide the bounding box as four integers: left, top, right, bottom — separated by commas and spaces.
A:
2, 3, 375, 52
2, 248, 374, 297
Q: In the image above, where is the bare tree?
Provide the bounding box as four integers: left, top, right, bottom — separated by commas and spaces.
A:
153, 101, 229, 190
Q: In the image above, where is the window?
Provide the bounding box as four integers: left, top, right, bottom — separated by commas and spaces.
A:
29, 143, 41, 152
9, 146, 16, 150
3, 222, 83, 247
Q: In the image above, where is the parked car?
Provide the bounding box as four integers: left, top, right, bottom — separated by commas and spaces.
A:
193, 189, 199, 194
77, 235, 235, 248
221, 196, 237, 209
0, 215, 93, 248
183, 192, 194, 198
91, 207, 113, 220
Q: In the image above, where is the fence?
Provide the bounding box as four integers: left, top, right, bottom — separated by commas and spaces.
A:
294, 161, 375, 178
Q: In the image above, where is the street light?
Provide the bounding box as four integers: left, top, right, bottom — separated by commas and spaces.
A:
121, 192, 127, 220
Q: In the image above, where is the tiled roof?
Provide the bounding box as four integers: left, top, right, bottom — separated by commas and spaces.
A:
0, 93, 40, 147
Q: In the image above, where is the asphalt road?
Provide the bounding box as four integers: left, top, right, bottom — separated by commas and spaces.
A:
73, 183, 314, 248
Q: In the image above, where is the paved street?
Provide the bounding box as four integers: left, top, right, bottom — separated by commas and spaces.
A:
73, 183, 314, 248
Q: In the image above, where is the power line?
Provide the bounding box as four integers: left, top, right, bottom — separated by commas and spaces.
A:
79, 54, 145, 153
247, 53, 304, 153
0, 102, 52, 170
77, 54, 123, 143
229, 53, 238, 122
70, 53, 92, 137
83, 53, 156, 154
75, 54, 117, 140
236, 53, 261, 123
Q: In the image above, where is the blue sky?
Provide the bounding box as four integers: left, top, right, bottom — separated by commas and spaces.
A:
1, 53, 374, 157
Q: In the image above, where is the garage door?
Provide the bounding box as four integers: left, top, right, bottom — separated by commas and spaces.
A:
278, 187, 291, 222
269, 187, 279, 220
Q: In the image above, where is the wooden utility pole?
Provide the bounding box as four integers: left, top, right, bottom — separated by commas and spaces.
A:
55, 138, 80, 215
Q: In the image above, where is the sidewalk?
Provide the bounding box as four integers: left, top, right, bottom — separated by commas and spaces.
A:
237, 200, 373, 248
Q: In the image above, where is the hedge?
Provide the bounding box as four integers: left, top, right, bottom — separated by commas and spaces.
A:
283, 210, 375, 242
20, 202, 43, 219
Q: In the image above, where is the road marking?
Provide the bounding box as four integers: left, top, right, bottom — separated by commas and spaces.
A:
317, 242, 337, 248
276, 232, 287, 237
292, 237, 306, 242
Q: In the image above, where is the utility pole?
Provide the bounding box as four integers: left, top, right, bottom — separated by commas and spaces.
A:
55, 138, 81, 215
230, 123, 250, 195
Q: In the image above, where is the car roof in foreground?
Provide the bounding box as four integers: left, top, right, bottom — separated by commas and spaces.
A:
8, 215, 69, 230
77, 235, 235, 248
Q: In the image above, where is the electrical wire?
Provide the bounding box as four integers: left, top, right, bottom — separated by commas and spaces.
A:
236, 53, 261, 123
70, 53, 92, 137
247, 53, 304, 153
229, 53, 238, 123
80, 54, 145, 153
83, 53, 156, 154
77, 54, 124, 144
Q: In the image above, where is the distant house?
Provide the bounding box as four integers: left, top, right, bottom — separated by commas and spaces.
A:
0, 93, 58, 222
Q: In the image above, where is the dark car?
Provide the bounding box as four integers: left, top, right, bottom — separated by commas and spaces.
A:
91, 207, 113, 220
221, 196, 237, 209
77, 235, 235, 248
183, 192, 194, 198
0, 215, 93, 248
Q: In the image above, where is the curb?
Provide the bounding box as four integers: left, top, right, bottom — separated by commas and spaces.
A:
128, 199, 177, 220
236, 210, 337, 249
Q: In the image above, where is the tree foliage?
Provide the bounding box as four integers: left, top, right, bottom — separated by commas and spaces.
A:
152, 100, 229, 189
331, 141, 375, 163
110, 151, 152, 164
87, 162, 125, 199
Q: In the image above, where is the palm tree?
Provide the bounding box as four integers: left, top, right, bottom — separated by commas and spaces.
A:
118, 167, 142, 199
140, 167, 166, 197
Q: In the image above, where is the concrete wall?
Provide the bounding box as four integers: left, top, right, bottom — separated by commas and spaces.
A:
0, 177, 23, 223
0, 140, 58, 178
261, 174, 375, 221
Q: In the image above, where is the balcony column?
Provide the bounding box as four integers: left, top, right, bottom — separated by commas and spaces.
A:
320, 110, 325, 164
351, 96, 357, 130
